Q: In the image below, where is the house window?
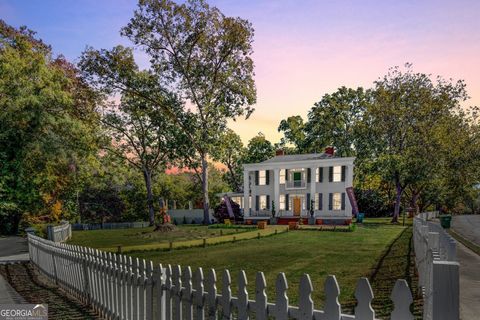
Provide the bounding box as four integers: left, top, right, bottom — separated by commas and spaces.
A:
333, 193, 342, 210
333, 166, 342, 182
279, 169, 286, 184
293, 171, 302, 187
279, 194, 286, 210
316, 168, 319, 182
259, 170, 267, 185
259, 195, 267, 210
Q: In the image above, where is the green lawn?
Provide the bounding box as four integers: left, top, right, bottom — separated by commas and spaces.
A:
130, 223, 407, 310
68, 225, 247, 250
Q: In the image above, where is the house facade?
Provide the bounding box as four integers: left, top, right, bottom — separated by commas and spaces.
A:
242, 150, 355, 225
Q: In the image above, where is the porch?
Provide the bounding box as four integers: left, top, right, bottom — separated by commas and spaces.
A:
245, 210, 352, 225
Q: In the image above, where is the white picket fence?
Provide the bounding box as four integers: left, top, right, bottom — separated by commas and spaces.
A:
47, 221, 72, 242
417, 212, 439, 221
413, 213, 459, 320
27, 233, 417, 320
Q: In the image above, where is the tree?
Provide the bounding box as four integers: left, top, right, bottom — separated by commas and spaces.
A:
0, 21, 99, 233
360, 64, 469, 222
303, 86, 369, 156
243, 133, 275, 164
211, 129, 245, 191
83, 0, 256, 224
81, 46, 187, 225
277, 115, 306, 152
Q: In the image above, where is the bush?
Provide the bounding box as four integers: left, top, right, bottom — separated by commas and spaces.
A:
213, 199, 243, 223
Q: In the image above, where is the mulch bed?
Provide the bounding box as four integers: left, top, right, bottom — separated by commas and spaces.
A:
0, 263, 99, 320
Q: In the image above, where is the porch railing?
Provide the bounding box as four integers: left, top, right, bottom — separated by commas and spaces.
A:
285, 180, 306, 189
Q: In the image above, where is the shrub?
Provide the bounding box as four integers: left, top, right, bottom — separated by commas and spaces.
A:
213, 199, 243, 223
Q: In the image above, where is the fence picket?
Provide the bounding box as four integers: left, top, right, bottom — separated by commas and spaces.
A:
391, 279, 414, 320
274, 273, 288, 320
154, 264, 165, 320
183, 266, 193, 320
237, 270, 249, 320
354, 277, 374, 320
193, 267, 205, 320
221, 269, 233, 319
146, 260, 154, 320
139, 259, 146, 320
324, 275, 341, 320
206, 269, 217, 320
165, 265, 173, 320
298, 274, 314, 320
254, 272, 267, 320
172, 265, 182, 320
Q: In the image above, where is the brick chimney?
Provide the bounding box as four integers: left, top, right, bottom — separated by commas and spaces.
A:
324, 146, 334, 156
275, 149, 285, 156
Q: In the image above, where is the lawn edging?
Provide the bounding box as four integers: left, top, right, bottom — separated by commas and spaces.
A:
103, 226, 289, 253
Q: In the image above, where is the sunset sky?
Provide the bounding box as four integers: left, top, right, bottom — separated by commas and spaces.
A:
3, 0, 480, 143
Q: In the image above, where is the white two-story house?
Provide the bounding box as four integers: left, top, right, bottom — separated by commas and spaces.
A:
242, 149, 355, 225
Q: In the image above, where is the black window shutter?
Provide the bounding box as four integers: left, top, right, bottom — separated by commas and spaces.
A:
266, 195, 270, 209
307, 168, 311, 183
341, 193, 346, 210
285, 169, 289, 181
306, 193, 311, 209
255, 171, 259, 185
266, 170, 270, 185
329, 167, 333, 182
285, 194, 289, 210
328, 193, 333, 210
318, 193, 323, 210
319, 167, 323, 182
341, 166, 346, 182
255, 195, 259, 211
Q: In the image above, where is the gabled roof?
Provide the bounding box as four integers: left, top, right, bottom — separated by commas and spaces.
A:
261, 153, 335, 164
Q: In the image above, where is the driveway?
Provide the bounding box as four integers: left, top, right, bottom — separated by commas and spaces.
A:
0, 236, 29, 262
452, 215, 480, 247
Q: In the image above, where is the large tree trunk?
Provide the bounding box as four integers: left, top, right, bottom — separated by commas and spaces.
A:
201, 154, 210, 225
410, 191, 420, 215
143, 169, 155, 226
392, 179, 403, 223
227, 163, 240, 191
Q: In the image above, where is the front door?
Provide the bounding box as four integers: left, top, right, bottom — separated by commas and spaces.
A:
293, 197, 301, 216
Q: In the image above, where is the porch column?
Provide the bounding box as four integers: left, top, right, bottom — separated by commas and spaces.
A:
310, 166, 317, 212
273, 168, 280, 215
243, 169, 250, 216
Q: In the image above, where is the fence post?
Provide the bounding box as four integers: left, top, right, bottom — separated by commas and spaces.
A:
432, 261, 459, 320
47, 225, 53, 241
51, 243, 58, 285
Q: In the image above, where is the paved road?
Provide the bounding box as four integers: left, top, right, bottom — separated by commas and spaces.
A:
452, 215, 480, 247
457, 241, 480, 320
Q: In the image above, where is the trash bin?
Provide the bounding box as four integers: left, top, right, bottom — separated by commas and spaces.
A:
439, 214, 452, 228
356, 212, 365, 223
